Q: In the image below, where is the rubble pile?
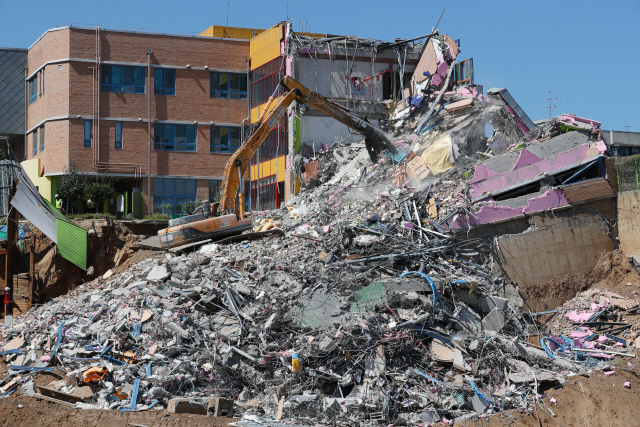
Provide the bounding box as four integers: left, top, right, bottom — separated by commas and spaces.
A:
1, 134, 629, 426
0, 31, 623, 426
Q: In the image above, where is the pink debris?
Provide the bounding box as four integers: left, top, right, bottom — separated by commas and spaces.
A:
564, 310, 595, 322
628, 362, 634, 370
550, 397, 557, 403
598, 335, 608, 343
570, 328, 593, 339
604, 371, 616, 376
624, 382, 631, 388
40, 355, 50, 362
323, 226, 330, 233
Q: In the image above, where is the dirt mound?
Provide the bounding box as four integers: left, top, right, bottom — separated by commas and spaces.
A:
520, 250, 640, 302
457, 364, 640, 426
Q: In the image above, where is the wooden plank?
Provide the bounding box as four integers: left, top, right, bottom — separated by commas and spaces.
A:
33, 393, 75, 408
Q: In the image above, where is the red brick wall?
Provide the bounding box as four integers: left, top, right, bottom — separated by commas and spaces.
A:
70, 28, 249, 70
562, 178, 616, 204
27, 29, 71, 130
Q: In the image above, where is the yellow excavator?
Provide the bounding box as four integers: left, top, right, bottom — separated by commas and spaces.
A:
151, 76, 397, 249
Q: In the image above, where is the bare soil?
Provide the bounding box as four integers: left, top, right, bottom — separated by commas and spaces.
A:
520, 250, 640, 302
31, 220, 160, 301
457, 363, 640, 427
0, 396, 237, 427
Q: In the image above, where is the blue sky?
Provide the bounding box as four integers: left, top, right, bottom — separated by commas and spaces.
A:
2, 0, 638, 131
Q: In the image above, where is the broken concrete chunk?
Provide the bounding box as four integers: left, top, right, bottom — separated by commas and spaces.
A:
146, 266, 170, 282
481, 307, 505, 332
167, 398, 207, 415
207, 396, 234, 417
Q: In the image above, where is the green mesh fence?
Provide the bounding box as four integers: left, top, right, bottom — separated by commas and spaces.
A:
615, 155, 640, 192
44, 199, 87, 270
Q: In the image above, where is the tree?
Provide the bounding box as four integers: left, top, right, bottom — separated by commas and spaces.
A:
84, 171, 116, 212
57, 162, 85, 203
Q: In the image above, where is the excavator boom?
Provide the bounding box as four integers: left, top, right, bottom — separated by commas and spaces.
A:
220, 76, 397, 216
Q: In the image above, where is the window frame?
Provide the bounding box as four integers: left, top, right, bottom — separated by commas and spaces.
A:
154, 68, 176, 95
115, 121, 123, 149
153, 178, 198, 214
210, 71, 247, 99
210, 125, 241, 153
153, 123, 197, 152
84, 120, 92, 148
101, 64, 145, 93
32, 129, 37, 157
28, 75, 38, 103
40, 125, 45, 152
250, 57, 285, 106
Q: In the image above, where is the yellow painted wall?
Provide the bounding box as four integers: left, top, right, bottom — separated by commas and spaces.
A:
250, 156, 286, 182
250, 24, 284, 70
199, 25, 264, 40
21, 159, 55, 202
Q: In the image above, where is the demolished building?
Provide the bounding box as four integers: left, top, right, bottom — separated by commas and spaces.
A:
2, 21, 640, 427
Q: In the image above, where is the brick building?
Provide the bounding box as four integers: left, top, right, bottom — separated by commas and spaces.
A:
24, 25, 260, 216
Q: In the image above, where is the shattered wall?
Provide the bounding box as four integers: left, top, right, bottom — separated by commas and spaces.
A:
618, 190, 640, 260
496, 210, 615, 287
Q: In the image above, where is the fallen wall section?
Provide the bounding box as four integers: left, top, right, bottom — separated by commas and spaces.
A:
497, 213, 615, 287
618, 190, 640, 260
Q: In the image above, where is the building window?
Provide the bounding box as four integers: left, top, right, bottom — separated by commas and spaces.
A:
153, 178, 197, 215
154, 123, 197, 152
29, 75, 38, 103
258, 120, 286, 161
210, 126, 240, 153
209, 180, 222, 203
115, 121, 123, 149
210, 72, 247, 99
154, 68, 175, 95
32, 129, 37, 156
453, 58, 474, 86
101, 65, 145, 93
251, 57, 285, 106
250, 175, 280, 211
84, 120, 92, 148
41, 69, 45, 95
40, 125, 45, 152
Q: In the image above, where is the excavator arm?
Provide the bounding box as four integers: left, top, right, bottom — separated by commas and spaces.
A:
218, 88, 301, 215
219, 76, 398, 219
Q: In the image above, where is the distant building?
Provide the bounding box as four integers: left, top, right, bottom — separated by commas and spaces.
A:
0, 47, 27, 161
603, 130, 640, 157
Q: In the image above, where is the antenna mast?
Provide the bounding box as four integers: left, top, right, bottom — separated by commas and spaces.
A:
539, 91, 562, 119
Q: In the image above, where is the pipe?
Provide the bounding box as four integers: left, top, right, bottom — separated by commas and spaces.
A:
147, 49, 152, 215
24, 66, 27, 162
91, 27, 142, 179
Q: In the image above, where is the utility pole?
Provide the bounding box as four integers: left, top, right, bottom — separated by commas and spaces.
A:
539, 91, 562, 119
226, 0, 229, 26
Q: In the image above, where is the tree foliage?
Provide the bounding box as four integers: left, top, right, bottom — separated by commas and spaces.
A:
84, 170, 116, 207
57, 162, 85, 201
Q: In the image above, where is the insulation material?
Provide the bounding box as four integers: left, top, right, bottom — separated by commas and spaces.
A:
420, 134, 456, 175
